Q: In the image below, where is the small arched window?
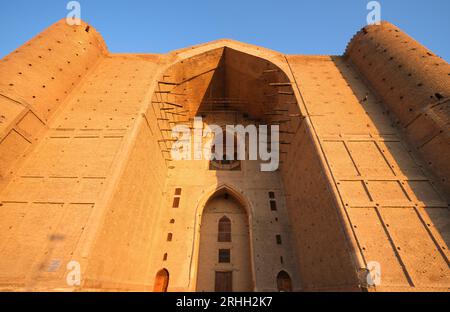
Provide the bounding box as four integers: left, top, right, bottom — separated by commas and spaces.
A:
277, 271, 292, 292
154, 269, 169, 292
218, 216, 232, 242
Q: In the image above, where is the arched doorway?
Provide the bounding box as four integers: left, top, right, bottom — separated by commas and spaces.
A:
196, 189, 253, 292
154, 269, 169, 292
277, 271, 292, 292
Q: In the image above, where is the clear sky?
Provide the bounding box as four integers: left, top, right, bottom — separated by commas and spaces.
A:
1, 0, 449, 61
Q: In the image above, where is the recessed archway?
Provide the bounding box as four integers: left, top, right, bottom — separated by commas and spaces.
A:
149, 43, 303, 173
153, 269, 170, 292
148, 41, 304, 292
152, 45, 300, 119
277, 270, 293, 292
195, 187, 253, 292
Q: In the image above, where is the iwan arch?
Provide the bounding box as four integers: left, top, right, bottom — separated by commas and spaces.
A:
0, 19, 449, 292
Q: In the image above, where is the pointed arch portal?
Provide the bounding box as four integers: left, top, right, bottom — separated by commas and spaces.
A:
151, 41, 302, 292
151, 41, 301, 149
196, 187, 253, 292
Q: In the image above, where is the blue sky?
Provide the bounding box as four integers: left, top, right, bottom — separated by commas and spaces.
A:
1, 0, 449, 61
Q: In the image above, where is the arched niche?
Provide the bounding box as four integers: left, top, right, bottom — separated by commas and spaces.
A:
196, 188, 253, 292
153, 269, 170, 292
277, 270, 293, 292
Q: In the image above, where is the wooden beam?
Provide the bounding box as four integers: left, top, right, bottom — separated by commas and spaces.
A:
158, 81, 179, 86
269, 83, 292, 87
263, 69, 279, 73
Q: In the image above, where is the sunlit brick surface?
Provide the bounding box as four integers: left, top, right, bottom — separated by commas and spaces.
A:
0, 20, 448, 292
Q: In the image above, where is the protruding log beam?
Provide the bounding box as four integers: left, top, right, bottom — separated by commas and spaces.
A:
269, 83, 292, 87
158, 81, 179, 86
263, 69, 279, 73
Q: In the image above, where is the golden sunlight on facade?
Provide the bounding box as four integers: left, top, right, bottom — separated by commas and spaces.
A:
0, 19, 449, 292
